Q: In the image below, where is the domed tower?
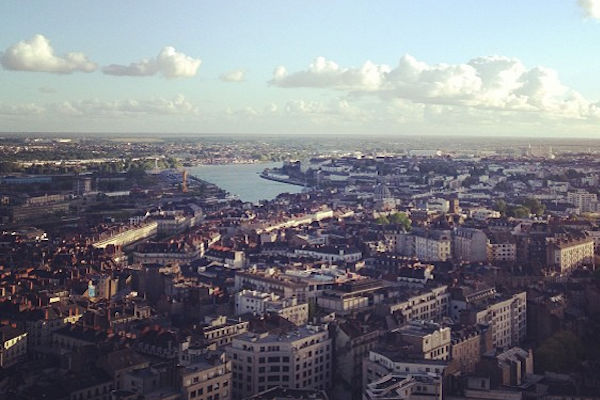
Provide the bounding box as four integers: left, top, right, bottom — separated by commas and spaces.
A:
374, 183, 394, 210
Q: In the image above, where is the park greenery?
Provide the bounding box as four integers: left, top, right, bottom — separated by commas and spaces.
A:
375, 212, 412, 231
494, 197, 545, 218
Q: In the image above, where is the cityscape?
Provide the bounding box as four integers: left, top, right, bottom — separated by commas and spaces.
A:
3, 2, 600, 400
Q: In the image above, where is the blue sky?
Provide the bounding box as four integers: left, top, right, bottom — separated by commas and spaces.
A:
1, 0, 600, 136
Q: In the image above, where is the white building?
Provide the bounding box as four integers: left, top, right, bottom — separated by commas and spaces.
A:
546, 236, 595, 275
567, 190, 598, 213
234, 290, 309, 326
226, 325, 332, 399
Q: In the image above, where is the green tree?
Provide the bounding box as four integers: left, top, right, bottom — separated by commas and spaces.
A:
389, 212, 412, 231
508, 206, 531, 218
535, 330, 585, 373
494, 199, 507, 215
375, 215, 390, 225
522, 198, 545, 216
462, 176, 479, 187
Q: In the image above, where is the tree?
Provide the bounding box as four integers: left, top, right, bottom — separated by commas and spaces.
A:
462, 176, 479, 187
522, 197, 545, 216
494, 199, 507, 215
535, 330, 585, 373
375, 215, 390, 225
388, 212, 412, 231
508, 206, 530, 218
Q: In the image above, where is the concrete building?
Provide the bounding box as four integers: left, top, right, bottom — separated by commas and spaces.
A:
454, 289, 527, 349
362, 348, 447, 395
178, 352, 232, 400
226, 325, 332, 399
334, 318, 383, 400
396, 321, 451, 361
546, 236, 594, 275
447, 325, 492, 375
379, 285, 450, 323
567, 190, 598, 213
235, 290, 308, 326
413, 230, 452, 262
486, 231, 517, 263
92, 221, 158, 249
294, 245, 362, 263
201, 316, 250, 348
363, 372, 442, 400
453, 227, 489, 263
0, 325, 27, 368
317, 280, 386, 315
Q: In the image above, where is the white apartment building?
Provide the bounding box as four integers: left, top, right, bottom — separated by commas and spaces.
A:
471, 292, 527, 349
226, 326, 332, 399
453, 227, 489, 263
363, 372, 442, 400
234, 290, 309, 326
414, 233, 452, 262
293, 246, 362, 263
363, 350, 447, 395
396, 322, 451, 361
381, 286, 450, 323
567, 190, 598, 213
546, 236, 595, 275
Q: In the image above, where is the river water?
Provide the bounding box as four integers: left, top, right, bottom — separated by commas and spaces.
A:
188, 162, 303, 203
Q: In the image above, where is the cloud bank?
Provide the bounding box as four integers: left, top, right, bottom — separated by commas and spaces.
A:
0, 34, 96, 73
578, 0, 600, 19
270, 55, 600, 120
102, 47, 202, 78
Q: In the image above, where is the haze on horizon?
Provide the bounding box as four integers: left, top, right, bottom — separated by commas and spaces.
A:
2, 0, 600, 137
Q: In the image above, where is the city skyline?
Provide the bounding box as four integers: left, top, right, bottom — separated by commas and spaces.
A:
2, 0, 600, 136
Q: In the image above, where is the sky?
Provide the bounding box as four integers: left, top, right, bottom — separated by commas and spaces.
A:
1, 0, 600, 137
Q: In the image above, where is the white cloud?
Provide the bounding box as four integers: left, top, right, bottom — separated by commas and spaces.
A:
271, 56, 389, 90
102, 46, 201, 78
270, 54, 600, 120
0, 103, 45, 115
578, 0, 600, 19
0, 34, 96, 73
220, 69, 245, 82
61, 95, 198, 116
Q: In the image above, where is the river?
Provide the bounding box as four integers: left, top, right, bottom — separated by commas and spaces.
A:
188, 162, 303, 203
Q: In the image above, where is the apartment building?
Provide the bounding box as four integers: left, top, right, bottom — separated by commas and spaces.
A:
453, 227, 489, 263
413, 230, 452, 262
486, 231, 517, 262
226, 325, 332, 399
567, 190, 598, 213
362, 348, 447, 395
201, 316, 250, 348
0, 326, 27, 368
234, 271, 307, 301
234, 290, 309, 326
546, 236, 594, 275
379, 285, 450, 323
179, 352, 232, 400
395, 321, 451, 361
458, 291, 527, 349
363, 372, 443, 400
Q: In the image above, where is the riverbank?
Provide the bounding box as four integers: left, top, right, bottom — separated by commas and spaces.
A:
259, 171, 307, 187
188, 162, 302, 203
